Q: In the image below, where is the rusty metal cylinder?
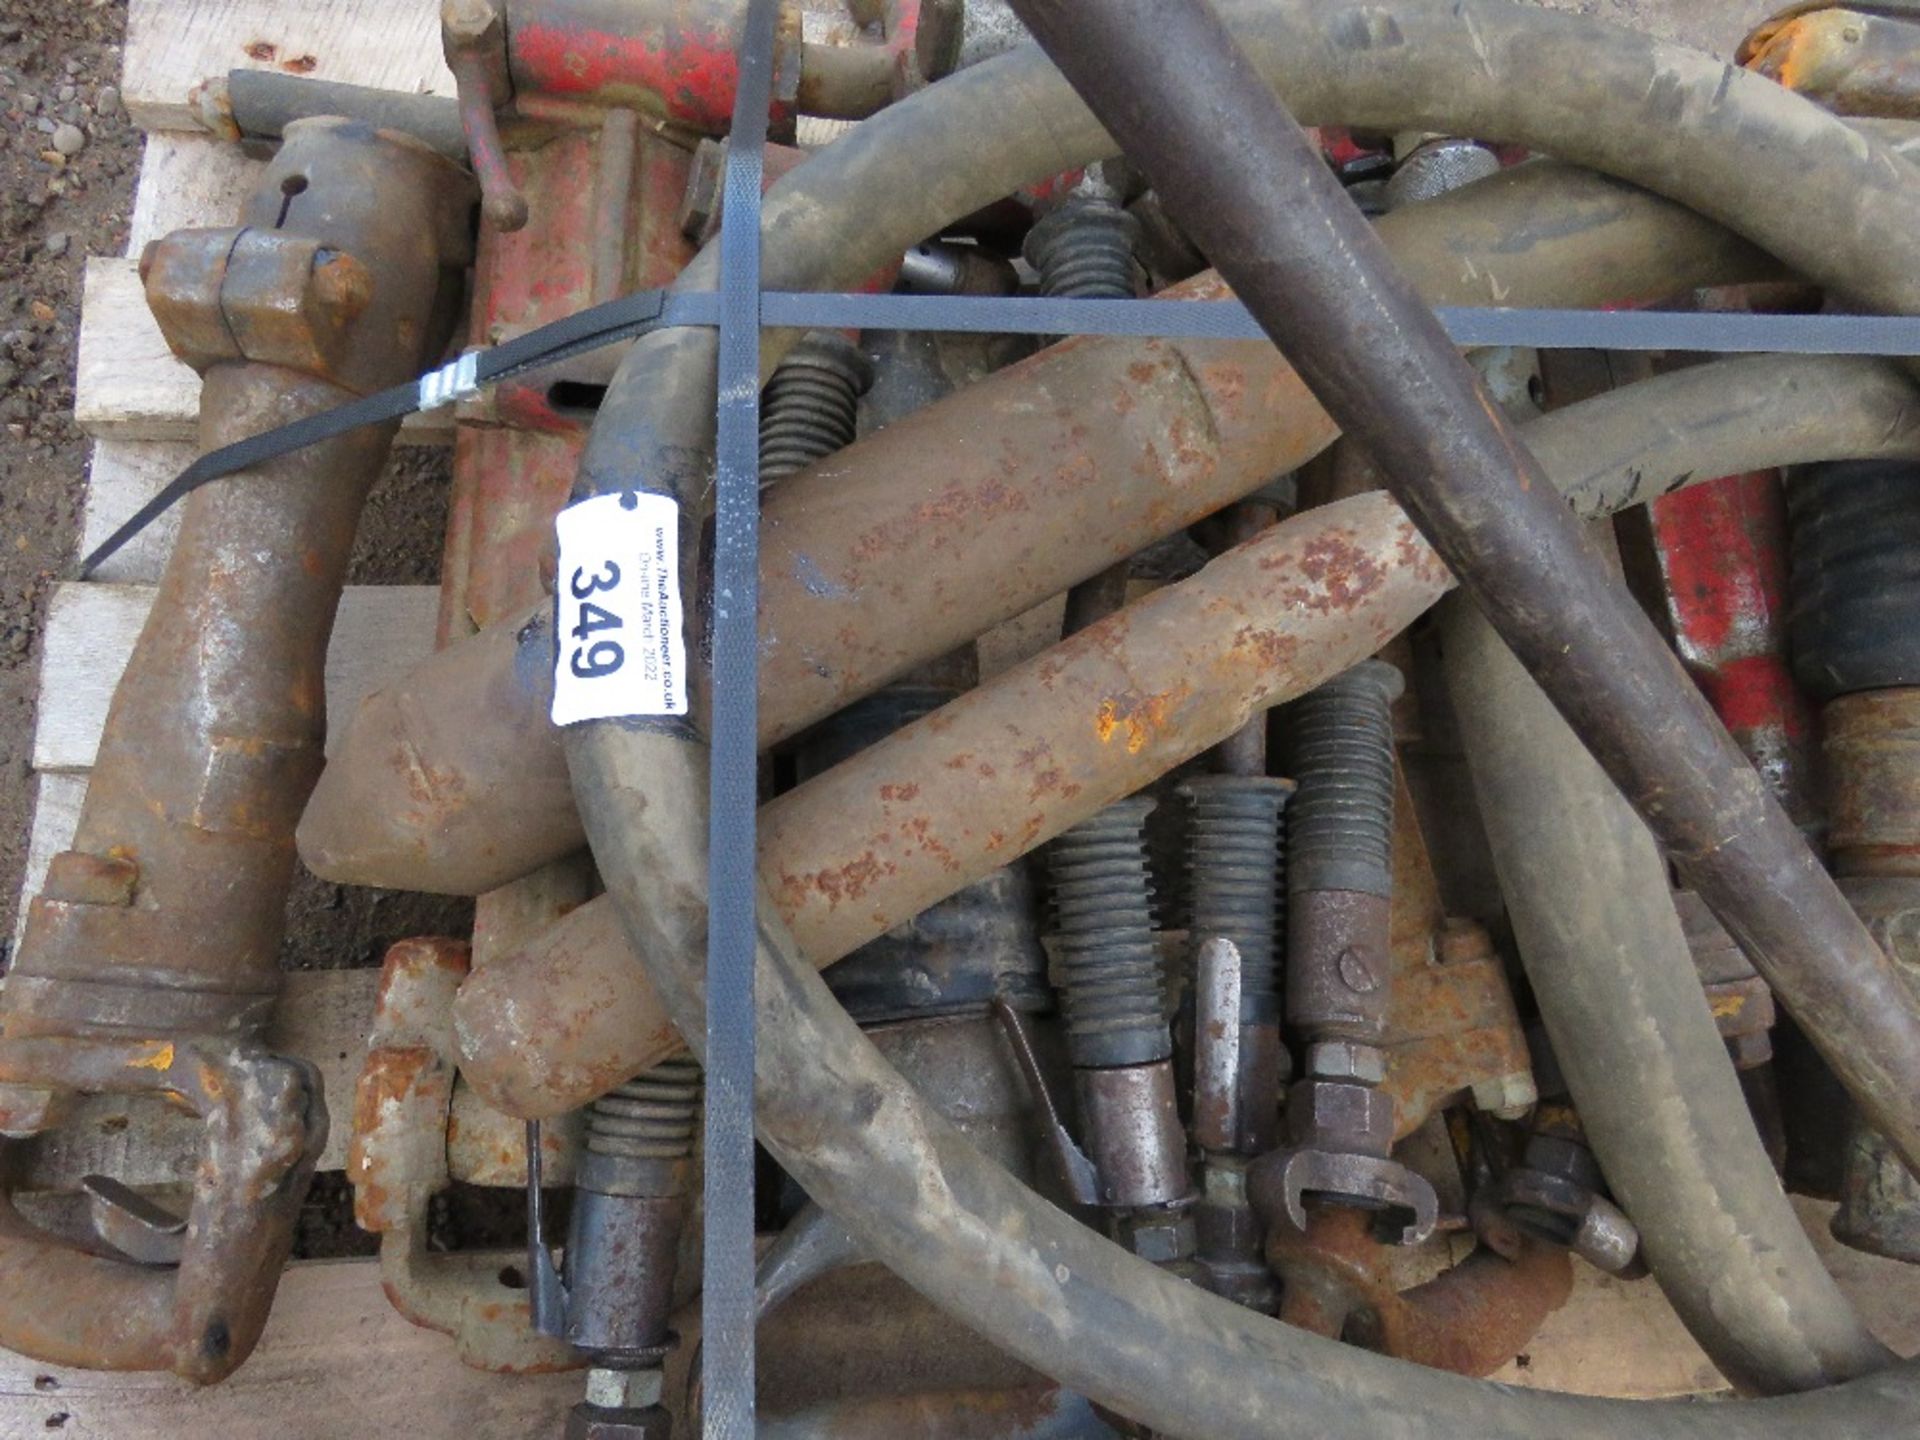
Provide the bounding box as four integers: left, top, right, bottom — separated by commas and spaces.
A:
1075, 1063, 1190, 1209
1824, 688, 1920, 877
1285, 661, 1402, 1049
1047, 791, 1194, 1217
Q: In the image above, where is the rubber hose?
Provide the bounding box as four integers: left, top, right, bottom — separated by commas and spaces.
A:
565, 1, 1920, 1432
1443, 599, 1890, 1394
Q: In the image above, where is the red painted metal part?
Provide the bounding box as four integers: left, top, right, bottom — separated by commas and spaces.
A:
1646, 470, 1820, 830
510, 0, 776, 133
441, 124, 697, 640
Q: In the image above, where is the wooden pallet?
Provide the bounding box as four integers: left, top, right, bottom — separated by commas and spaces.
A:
7, 0, 1918, 1430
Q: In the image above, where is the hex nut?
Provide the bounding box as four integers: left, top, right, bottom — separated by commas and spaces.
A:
1306, 1040, 1386, 1084
564, 1404, 672, 1440
1115, 1209, 1197, 1265
1285, 1077, 1393, 1156
584, 1368, 662, 1410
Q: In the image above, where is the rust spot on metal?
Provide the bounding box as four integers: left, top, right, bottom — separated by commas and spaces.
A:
1093, 687, 1188, 755
244, 40, 278, 62
778, 852, 900, 910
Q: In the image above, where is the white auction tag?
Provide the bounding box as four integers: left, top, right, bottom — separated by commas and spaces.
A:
550, 491, 689, 724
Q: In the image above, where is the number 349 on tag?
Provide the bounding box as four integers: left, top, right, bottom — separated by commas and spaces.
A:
550, 492, 688, 724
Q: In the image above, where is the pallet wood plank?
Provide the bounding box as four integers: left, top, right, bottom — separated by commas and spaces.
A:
126, 130, 264, 254
0, 1258, 575, 1437
73, 257, 199, 443
32, 581, 441, 773
123, 0, 452, 134
75, 259, 451, 444
79, 440, 192, 583
11, 772, 88, 955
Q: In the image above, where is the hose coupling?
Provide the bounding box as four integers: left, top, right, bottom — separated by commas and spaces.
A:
1496, 1101, 1640, 1276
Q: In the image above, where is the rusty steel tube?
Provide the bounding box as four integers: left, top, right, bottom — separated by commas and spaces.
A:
454, 353, 1920, 1118
299, 161, 1771, 897
1008, 0, 1920, 1174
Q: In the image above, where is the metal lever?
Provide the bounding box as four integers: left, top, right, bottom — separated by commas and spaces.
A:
524, 1118, 569, 1337
1192, 937, 1244, 1153
83, 1174, 189, 1267
990, 998, 1100, 1207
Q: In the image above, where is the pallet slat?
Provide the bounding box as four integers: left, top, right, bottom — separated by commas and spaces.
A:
127, 130, 264, 254
123, 0, 452, 134
0, 1258, 576, 1436
79, 440, 192, 583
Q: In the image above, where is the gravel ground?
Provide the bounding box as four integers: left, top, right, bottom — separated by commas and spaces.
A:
0, 0, 137, 951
